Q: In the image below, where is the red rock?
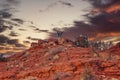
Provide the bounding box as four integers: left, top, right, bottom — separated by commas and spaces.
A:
0, 40, 120, 80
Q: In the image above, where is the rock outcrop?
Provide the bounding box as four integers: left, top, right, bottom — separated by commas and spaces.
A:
0, 40, 120, 80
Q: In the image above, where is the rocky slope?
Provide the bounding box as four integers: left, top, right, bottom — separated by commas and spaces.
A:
0, 40, 120, 80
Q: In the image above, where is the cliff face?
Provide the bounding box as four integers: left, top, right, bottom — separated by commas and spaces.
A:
0, 40, 120, 80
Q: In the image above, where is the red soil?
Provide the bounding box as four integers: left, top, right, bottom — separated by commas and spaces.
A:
0, 41, 120, 80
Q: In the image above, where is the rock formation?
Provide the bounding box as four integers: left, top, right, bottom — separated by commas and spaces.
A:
0, 39, 120, 80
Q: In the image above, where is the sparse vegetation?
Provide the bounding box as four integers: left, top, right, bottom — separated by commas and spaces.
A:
49, 46, 65, 55
80, 65, 96, 80
0, 57, 8, 62
91, 48, 99, 57
44, 46, 64, 61
53, 54, 60, 60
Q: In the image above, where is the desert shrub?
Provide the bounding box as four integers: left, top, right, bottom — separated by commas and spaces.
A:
91, 48, 99, 57
0, 57, 8, 62
80, 66, 96, 80
49, 46, 65, 55
99, 52, 113, 60
53, 54, 60, 60
54, 72, 71, 80
19, 76, 38, 80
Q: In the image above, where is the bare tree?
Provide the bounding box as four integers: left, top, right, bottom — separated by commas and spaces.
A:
53, 27, 64, 38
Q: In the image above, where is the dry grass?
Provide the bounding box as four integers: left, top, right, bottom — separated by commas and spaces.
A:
80, 65, 96, 80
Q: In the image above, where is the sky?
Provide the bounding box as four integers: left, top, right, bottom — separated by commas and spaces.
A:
0, 0, 120, 53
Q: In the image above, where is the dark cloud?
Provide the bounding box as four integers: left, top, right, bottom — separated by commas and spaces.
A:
0, 35, 26, 53
0, 20, 5, 32
89, 12, 120, 33
50, 18, 120, 41
18, 28, 27, 31
0, 35, 26, 48
0, 10, 12, 18
0, 46, 4, 50
0, 18, 22, 33
8, 26, 13, 30
29, 25, 49, 33
50, 0, 120, 40
88, 0, 119, 8
0, 0, 20, 9
0, 35, 9, 45
0, 19, 14, 33
9, 31, 19, 36
27, 36, 39, 41
0, 25, 8, 33
39, 0, 73, 12
15, 43, 26, 47
23, 41, 30, 44
39, 2, 57, 12
88, 0, 120, 13
58, 1, 73, 7
89, 0, 113, 7
86, 0, 120, 34
6, 0, 19, 5
11, 18, 24, 24
0, 0, 22, 34
7, 39, 18, 45
49, 0, 120, 41
50, 21, 97, 40
5, 20, 20, 26
33, 28, 48, 33
0, 17, 23, 28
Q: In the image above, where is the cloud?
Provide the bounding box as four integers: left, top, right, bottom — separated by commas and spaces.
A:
50, 12, 120, 40
0, 46, 4, 50
49, 0, 120, 41
0, 11, 13, 32
0, 34, 26, 53
23, 41, 30, 44
0, 10, 12, 18
18, 28, 27, 31
58, 0, 74, 7
6, 0, 19, 5
87, 0, 120, 33
88, 0, 117, 8
50, 21, 97, 40
29, 25, 37, 28
4, 47, 13, 50
105, 3, 120, 13
29, 25, 49, 33
0, 35, 9, 45
33, 28, 48, 33
7, 39, 18, 45
0, 0, 20, 9
89, 12, 120, 32
0, 25, 8, 33
39, 2, 57, 12
0, 35, 26, 48
11, 18, 24, 24
27, 36, 40, 41
15, 43, 26, 47
88, 0, 120, 13
5, 20, 20, 26
0, 0, 22, 34
39, 0, 73, 12
9, 31, 19, 36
